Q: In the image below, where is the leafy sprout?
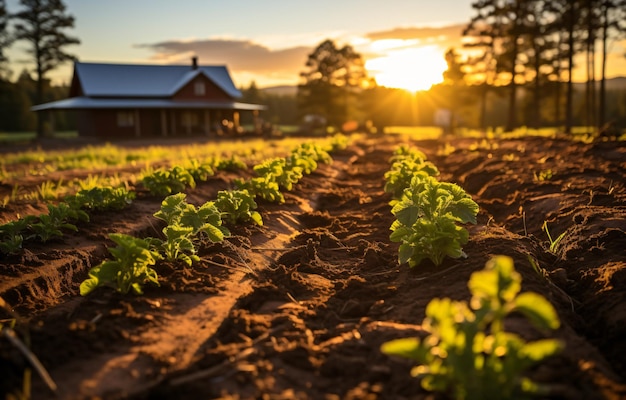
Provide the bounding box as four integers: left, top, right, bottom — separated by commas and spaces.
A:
382, 256, 563, 400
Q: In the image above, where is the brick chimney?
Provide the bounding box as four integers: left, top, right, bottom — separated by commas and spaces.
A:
192, 56, 198, 70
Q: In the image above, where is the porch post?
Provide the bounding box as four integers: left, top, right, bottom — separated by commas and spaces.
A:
161, 109, 167, 136
135, 109, 141, 137
185, 110, 191, 136
170, 110, 176, 136
204, 110, 210, 136
233, 111, 240, 133
253, 110, 260, 134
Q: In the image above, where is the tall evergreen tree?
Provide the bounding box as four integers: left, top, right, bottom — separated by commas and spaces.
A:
439, 48, 468, 134
297, 39, 368, 129
598, 0, 626, 128
553, 0, 582, 134
0, 0, 10, 74
464, 0, 528, 131
11, 0, 80, 136
519, 0, 555, 128
463, 0, 500, 131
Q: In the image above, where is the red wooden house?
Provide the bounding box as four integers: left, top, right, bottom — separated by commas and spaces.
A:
32, 58, 265, 138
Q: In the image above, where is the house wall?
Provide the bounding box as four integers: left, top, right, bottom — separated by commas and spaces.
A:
92, 110, 136, 138
173, 75, 232, 101
75, 108, 242, 138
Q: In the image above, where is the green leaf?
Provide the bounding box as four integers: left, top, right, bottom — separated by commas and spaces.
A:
446, 197, 480, 224
513, 292, 561, 331
471, 255, 520, 304
79, 277, 100, 296
380, 337, 422, 358
398, 243, 414, 265
250, 211, 263, 226
200, 223, 226, 242
389, 225, 411, 242
394, 204, 421, 226
520, 339, 563, 362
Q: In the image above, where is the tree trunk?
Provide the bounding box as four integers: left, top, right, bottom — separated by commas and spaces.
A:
599, 3, 608, 128
565, 3, 575, 135
506, 41, 518, 131
590, 38, 597, 132
532, 42, 541, 128
479, 84, 488, 131
555, 79, 562, 126
36, 61, 44, 138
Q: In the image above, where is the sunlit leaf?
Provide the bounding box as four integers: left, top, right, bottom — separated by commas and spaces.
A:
513, 292, 560, 330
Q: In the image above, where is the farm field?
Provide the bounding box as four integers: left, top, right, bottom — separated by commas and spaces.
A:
1, 133, 626, 399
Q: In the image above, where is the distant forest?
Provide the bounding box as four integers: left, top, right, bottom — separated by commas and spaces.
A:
238, 78, 626, 132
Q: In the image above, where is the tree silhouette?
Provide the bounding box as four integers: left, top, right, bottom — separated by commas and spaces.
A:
297, 39, 369, 130
0, 0, 10, 73
437, 48, 469, 134
12, 0, 80, 136
464, 0, 526, 131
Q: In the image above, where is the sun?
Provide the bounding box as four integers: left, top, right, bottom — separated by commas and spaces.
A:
366, 45, 448, 92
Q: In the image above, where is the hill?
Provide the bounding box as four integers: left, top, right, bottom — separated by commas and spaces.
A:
260, 85, 297, 96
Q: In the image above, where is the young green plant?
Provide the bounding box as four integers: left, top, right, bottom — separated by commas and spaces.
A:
390, 175, 479, 267
381, 256, 563, 400
80, 233, 162, 295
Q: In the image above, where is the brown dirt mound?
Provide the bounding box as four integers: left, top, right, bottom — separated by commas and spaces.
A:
1, 134, 626, 399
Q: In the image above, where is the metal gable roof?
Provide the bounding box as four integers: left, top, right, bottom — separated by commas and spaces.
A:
74, 62, 242, 99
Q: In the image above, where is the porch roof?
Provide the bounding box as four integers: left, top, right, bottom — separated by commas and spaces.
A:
31, 96, 266, 112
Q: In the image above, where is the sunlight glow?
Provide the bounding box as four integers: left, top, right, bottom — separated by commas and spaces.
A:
366, 45, 447, 92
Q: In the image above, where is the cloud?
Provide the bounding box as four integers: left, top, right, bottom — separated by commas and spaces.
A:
366, 24, 466, 41
137, 38, 311, 75
136, 24, 467, 87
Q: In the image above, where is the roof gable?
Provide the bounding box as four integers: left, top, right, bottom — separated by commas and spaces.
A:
73, 62, 242, 99
172, 73, 233, 101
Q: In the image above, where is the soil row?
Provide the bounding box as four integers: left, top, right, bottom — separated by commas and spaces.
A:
1, 135, 625, 399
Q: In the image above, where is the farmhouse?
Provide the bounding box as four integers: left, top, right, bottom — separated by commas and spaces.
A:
32, 58, 266, 138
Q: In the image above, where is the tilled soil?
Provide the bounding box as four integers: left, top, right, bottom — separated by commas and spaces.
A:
1, 134, 626, 399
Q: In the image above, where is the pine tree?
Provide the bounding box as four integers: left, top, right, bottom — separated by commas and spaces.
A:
11, 0, 80, 136
598, 0, 626, 128
463, 0, 500, 131
297, 39, 368, 129
464, 0, 528, 131
0, 0, 10, 73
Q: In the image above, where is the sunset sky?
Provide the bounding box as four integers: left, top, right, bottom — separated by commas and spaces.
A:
5, 0, 626, 91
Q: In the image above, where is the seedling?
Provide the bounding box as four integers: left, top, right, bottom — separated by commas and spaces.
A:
154, 193, 229, 243
329, 133, 349, 151
68, 186, 135, 211
160, 225, 199, 266
215, 189, 263, 226
215, 155, 247, 171
28, 203, 89, 243
0, 218, 33, 255
34, 180, 64, 201
80, 233, 162, 295
384, 148, 439, 200
533, 169, 553, 182
382, 256, 563, 400
390, 175, 479, 266
542, 221, 566, 254
254, 158, 303, 191
184, 159, 214, 182
152, 194, 229, 266
235, 176, 285, 203
141, 165, 196, 196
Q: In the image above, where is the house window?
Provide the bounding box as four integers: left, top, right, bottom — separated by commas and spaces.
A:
194, 81, 206, 96
117, 111, 134, 127
182, 111, 199, 128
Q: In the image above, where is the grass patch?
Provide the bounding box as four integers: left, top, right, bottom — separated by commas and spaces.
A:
0, 131, 79, 143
